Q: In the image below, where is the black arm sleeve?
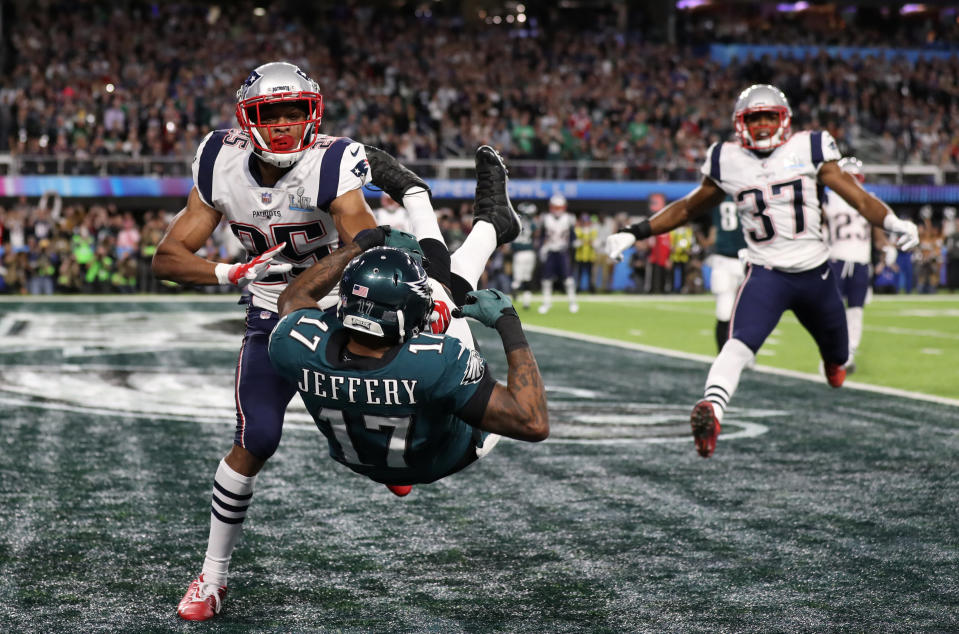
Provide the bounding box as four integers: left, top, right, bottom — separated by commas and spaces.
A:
454, 370, 497, 426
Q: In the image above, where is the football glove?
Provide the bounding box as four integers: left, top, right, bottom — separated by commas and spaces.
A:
216, 242, 292, 287
429, 299, 452, 334
452, 289, 516, 328
883, 214, 920, 251
353, 225, 423, 257
605, 232, 636, 262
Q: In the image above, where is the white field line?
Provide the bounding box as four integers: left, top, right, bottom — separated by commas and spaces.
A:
525, 324, 959, 408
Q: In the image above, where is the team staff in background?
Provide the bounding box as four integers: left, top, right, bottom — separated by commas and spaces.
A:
823, 157, 894, 374
269, 146, 546, 503
151, 61, 383, 622
607, 84, 919, 459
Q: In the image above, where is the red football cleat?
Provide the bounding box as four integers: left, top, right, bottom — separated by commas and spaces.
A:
177, 574, 227, 621
690, 400, 721, 458
386, 484, 412, 497
824, 362, 846, 388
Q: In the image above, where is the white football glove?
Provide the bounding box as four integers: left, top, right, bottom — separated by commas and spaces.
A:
215, 242, 293, 288
883, 215, 920, 251
605, 232, 637, 262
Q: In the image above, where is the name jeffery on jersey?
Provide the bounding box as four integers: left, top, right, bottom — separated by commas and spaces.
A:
192, 128, 373, 312
701, 130, 841, 272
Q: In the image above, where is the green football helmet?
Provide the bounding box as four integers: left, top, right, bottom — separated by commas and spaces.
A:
337, 247, 433, 343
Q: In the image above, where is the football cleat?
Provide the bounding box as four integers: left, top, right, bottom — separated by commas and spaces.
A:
386, 484, 412, 497
177, 574, 227, 621
365, 145, 431, 202
690, 400, 721, 458
824, 362, 846, 388
473, 145, 521, 246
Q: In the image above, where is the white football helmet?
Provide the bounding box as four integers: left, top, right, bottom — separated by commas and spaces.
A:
235, 61, 323, 168
837, 156, 865, 183
732, 84, 792, 151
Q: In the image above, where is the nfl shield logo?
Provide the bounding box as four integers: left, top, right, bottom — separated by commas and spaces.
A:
352, 284, 369, 298
261, 191, 272, 205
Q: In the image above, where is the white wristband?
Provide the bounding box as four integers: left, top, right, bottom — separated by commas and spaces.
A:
882, 213, 899, 232
214, 262, 234, 285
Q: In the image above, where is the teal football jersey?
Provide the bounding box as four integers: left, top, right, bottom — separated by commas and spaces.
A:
712, 199, 747, 258
269, 308, 496, 484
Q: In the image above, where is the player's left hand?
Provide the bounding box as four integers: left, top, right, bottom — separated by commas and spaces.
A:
605, 231, 636, 262
227, 243, 292, 287
452, 289, 516, 328
884, 215, 920, 251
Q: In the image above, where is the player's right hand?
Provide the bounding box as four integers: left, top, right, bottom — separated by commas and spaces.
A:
452, 289, 515, 328
227, 243, 292, 287
605, 232, 636, 262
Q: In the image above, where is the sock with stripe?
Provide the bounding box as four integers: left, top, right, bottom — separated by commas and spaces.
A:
201, 458, 256, 587
702, 338, 755, 424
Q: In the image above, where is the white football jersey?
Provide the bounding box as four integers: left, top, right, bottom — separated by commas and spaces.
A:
541, 212, 575, 253
824, 191, 871, 264
192, 129, 372, 312
701, 130, 841, 272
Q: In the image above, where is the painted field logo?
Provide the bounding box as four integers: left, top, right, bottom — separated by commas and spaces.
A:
544, 387, 777, 446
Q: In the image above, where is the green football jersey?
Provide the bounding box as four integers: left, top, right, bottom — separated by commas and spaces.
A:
269, 308, 496, 484
712, 199, 747, 258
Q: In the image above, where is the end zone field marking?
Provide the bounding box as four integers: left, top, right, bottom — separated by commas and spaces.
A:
525, 325, 959, 408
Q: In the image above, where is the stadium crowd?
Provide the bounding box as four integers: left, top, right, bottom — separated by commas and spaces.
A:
0, 192, 956, 297
1, 2, 959, 178
1, 2, 957, 296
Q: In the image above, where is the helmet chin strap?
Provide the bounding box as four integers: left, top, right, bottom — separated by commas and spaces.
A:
396, 310, 406, 344
249, 124, 313, 168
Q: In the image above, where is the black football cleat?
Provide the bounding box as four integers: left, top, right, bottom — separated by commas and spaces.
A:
365, 145, 431, 202
473, 145, 521, 246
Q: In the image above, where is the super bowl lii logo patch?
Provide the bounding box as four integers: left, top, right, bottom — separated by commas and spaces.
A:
289, 186, 313, 211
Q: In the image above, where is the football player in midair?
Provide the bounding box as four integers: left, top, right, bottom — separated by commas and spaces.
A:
269, 147, 547, 503
606, 84, 920, 459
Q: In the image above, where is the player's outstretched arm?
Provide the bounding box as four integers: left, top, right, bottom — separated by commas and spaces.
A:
453, 290, 549, 442
152, 187, 226, 285
277, 226, 422, 317
820, 161, 919, 250
606, 176, 725, 260
153, 187, 293, 288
